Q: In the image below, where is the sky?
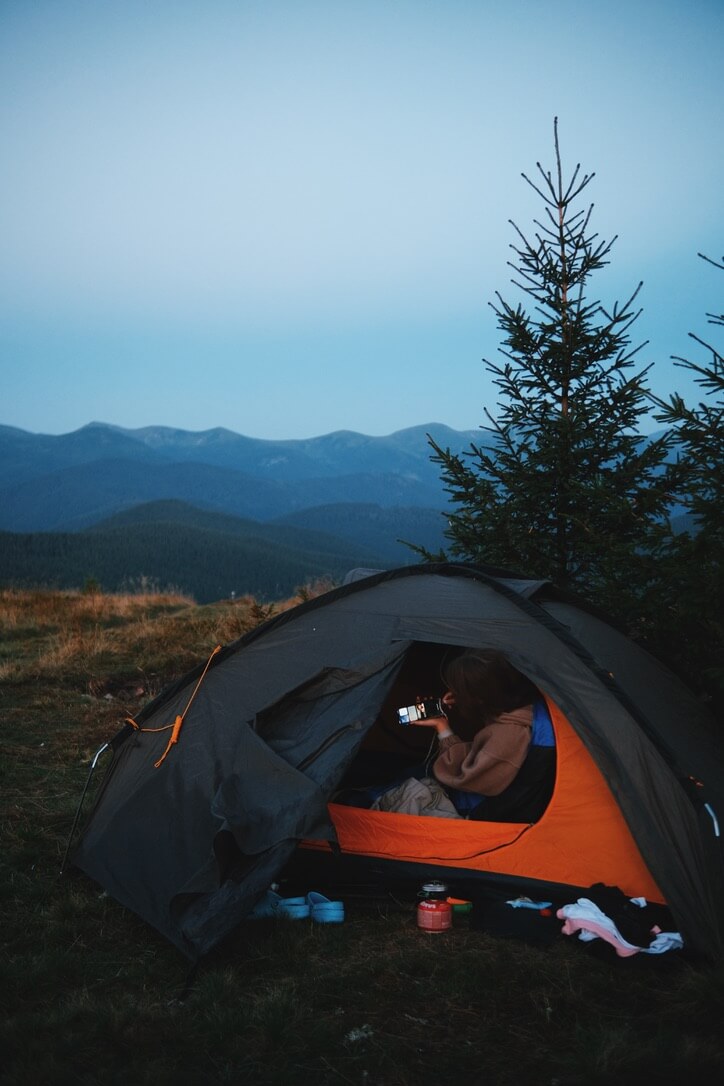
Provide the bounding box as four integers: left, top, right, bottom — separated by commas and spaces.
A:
1, 0, 722, 441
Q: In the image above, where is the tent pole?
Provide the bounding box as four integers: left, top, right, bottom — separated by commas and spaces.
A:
59, 742, 110, 876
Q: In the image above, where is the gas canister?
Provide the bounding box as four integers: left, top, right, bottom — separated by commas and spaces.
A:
416, 880, 452, 933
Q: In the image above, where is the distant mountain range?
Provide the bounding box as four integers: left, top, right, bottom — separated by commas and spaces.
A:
0, 421, 478, 530
0, 421, 471, 599
0, 421, 684, 603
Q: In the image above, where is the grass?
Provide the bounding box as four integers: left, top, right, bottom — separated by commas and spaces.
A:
1, 587, 723, 1084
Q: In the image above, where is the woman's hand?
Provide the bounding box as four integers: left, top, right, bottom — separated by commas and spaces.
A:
412, 715, 452, 736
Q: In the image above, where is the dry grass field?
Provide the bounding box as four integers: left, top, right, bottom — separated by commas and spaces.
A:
2, 587, 723, 1085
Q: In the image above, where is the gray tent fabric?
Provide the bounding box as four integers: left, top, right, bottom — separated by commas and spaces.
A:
71, 563, 724, 960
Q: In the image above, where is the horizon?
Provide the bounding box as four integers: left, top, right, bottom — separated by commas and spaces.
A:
2, 0, 722, 441
1, 415, 671, 443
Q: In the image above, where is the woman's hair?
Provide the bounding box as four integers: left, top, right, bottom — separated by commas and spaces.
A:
441, 649, 538, 738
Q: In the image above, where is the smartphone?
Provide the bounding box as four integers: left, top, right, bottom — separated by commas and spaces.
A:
396, 697, 443, 725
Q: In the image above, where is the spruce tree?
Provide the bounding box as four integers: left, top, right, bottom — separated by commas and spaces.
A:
426, 119, 672, 620
650, 253, 723, 697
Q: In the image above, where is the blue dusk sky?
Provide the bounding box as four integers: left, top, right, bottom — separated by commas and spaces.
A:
1, 0, 722, 441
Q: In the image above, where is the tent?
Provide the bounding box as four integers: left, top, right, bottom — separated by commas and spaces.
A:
70, 564, 724, 961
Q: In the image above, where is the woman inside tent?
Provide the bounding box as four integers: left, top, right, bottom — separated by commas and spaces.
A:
378, 649, 556, 822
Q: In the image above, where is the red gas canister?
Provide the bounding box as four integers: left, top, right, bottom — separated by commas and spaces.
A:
416, 881, 452, 933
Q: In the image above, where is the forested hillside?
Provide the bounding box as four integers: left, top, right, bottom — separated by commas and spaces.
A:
0, 506, 388, 602
273, 503, 448, 562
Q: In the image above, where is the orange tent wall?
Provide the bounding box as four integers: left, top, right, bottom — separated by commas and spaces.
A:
304, 697, 665, 903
